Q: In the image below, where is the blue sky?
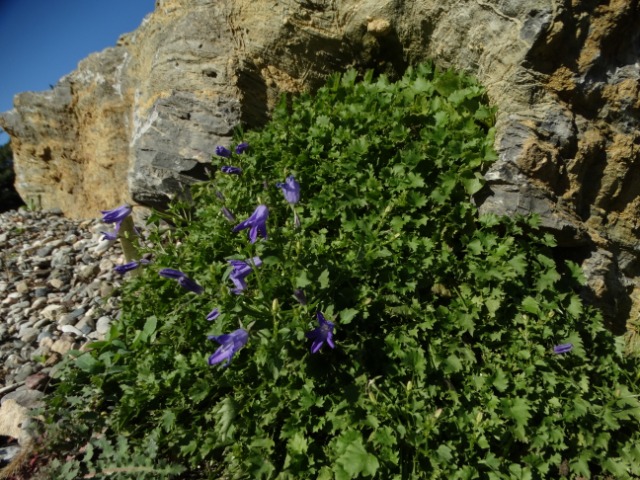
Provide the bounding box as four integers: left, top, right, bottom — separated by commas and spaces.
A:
0, 0, 155, 144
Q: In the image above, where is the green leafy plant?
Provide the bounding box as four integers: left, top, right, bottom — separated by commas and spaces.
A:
38, 64, 640, 479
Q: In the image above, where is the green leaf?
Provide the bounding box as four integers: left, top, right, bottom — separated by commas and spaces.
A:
287, 432, 309, 455
339, 308, 358, 325
318, 269, 330, 289
295, 270, 312, 288
492, 369, 509, 392
521, 296, 540, 315
502, 397, 531, 426
335, 431, 380, 477
138, 315, 158, 344
75, 353, 100, 373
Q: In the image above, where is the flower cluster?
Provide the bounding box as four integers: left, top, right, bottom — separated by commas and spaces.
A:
103, 143, 333, 368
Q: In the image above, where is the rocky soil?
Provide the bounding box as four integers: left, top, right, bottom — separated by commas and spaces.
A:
0, 207, 131, 470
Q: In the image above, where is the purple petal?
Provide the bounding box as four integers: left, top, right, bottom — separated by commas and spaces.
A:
294, 289, 307, 305
100, 204, 132, 224
101, 230, 118, 241
235, 142, 249, 154
158, 268, 185, 280
178, 275, 204, 294
221, 206, 236, 222
221, 166, 242, 175
276, 175, 301, 204
553, 343, 573, 354
114, 261, 140, 274
208, 343, 234, 366
215, 146, 232, 158
311, 340, 323, 354
206, 308, 220, 321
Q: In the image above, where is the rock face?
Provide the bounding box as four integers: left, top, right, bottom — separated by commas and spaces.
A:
1, 0, 639, 329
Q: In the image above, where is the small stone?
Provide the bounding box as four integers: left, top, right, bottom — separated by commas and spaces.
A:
100, 281, 114, 298
1, 389, 44, 409
24, 372, 49, 390
78, 264, 99, 280
15, 280, 29, 294
19, 327, 39, 344
48, 278, 65, 290
50, 336, 76, 355
34, 286, 49, 297
31, 297, 48, 309
68, 307, 86, 320
41, 304, 64, 321
96, 316, 112, 335
12, 364, 35, 384
74, 316, 95, 334
36, 246, 54, 257
99, 258, 114, 272
37, 331, 54, 343
61, 325, 86, 337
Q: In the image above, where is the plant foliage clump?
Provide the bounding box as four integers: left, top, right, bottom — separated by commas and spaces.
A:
40, 64, 640, 479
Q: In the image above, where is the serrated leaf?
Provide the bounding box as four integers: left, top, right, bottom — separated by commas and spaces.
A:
502, 397, 531, 426
339, 308, 358, 325
521, 296, 540, 315
318, 269, 330, 289
161, 410, 176, 432
213, 397, 237, 441
75, 353, 100, 373
295, 270, 312, 288
566, 295, 583, 317
335, 431, 379, 477
139, 315, 158, 344
492, 369, 509, 392
288, 432, 308, 455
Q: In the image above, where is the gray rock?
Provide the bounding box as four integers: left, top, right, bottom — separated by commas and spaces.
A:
1, 389, 45, 408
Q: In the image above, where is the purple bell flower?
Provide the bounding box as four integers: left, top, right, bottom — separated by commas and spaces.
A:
215, 146, 232, 158
228, 256, 262, 294
208, 328, 249, 366
235, 142, 249, 154
306, 312, 335, 354
101, 204, 132, 224
276, 175, 301, 204
233, 205, 269, 243
221, 166, 242, 175
553, 343, 573, 354
158, 268, 204, 294
114, 259, 150, 275
100, 204, 132, 240
293, 288, 307, 305
206, 308, 221, 321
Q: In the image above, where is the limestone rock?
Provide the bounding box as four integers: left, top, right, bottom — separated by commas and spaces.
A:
1, 0, 639, 327
0, 399, 32, 445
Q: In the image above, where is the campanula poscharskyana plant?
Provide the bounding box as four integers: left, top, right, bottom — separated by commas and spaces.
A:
207, 328, 249, 366
41, 65, 640, 480
233, 205, 269, 243
158, 268, 204, 294
228, 257, 262, 294
306, 312, 335, 353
